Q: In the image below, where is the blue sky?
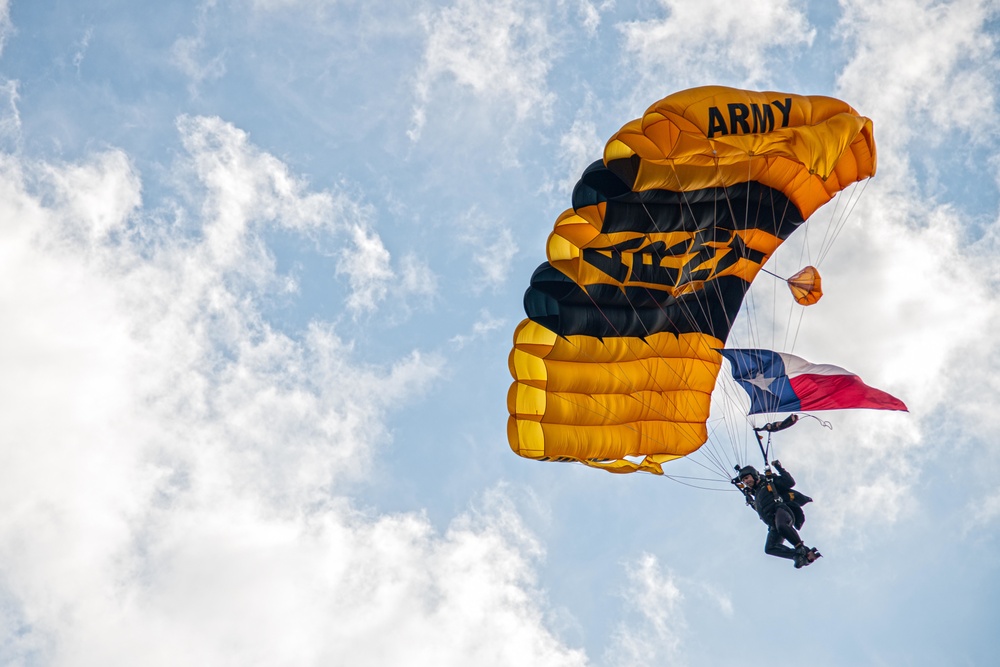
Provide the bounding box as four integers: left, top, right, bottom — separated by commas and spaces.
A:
1, 0, 998, 664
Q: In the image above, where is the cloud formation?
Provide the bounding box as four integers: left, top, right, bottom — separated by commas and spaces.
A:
617, 0, 814, 92
0, 116, 586, 665
410, 0, 556, 141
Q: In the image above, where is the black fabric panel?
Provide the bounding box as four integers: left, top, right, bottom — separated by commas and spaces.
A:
523, 164, 807, 341
574, 164, 804, 238
524, 272, 748, 339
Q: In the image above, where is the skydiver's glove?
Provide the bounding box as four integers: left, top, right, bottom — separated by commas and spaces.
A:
772, 460, 785, 473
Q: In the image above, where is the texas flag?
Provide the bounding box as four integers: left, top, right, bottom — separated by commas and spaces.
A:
718, 348, 908, 415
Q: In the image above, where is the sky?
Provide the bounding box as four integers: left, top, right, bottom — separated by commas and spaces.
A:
0, 0, 998, 665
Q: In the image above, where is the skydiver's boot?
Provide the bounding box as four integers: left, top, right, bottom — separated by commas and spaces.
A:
793, 543, 815, 569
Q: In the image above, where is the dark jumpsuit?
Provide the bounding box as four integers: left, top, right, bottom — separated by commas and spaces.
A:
752, 463, 812, 560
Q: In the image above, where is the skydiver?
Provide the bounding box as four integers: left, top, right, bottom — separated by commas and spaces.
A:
737, 461, 821, 569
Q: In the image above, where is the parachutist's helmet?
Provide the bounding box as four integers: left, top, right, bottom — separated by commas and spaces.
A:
737, 466, 759, 484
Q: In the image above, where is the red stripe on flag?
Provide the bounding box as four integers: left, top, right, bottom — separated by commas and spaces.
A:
788, 374, 908, 412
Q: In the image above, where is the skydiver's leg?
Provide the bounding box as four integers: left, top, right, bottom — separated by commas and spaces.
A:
773, 506, 803, 548
764, 525, 797, 560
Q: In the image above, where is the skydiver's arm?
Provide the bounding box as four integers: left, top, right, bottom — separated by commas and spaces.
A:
771, 461, 795, 487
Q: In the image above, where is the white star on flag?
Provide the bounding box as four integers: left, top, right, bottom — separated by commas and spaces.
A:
745, 371, 774, 392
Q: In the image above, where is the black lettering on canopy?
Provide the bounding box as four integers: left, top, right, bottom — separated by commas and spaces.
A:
707, 100, 792, 137
522, 175, 807, 340
580, 227, 768, 292
752, 104, 774, 133
631, 242, 680, 287
728, 104, 751, 135
581, 237, 644, 283
772, 97, 792, 127
707, 107, 728, 138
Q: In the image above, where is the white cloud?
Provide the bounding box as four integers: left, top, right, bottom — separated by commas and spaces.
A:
171, 1, 228, 90
72, 26, 93, 73
456, 206, 520, 292
477, 225, 519, 289
617, 0, 814, 93
409, 0, 556, 141
604, 554, 685, 667
837, 0, 1000, 150
0, 77, 20, 149
337, 222, 395, 312
450, 309, 507, 348
0, 0, 12, 56
965, 490, 1000, 533
773, 0, 1000, 535
177, 115, 412, 314
40, 149, 142, 242
673, 1, 1000, 541
553, 115, 604, 195
577, 1, 602, 34
0, 118, 588, 665
399, 252, 439, 298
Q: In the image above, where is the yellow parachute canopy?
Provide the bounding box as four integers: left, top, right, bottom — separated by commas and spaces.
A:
507, 86, 876, 474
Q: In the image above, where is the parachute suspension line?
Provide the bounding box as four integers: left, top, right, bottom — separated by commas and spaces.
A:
566, 207, 734, 466
681, 158, 762, 472
634, 195, 748, 463
636, 191, 744, 427
611, 198, 748, 474
692, 170, 757, 465
694, 162, 752, 469
818, 178, 870, 266
621, 178, 750, 481
785, 178, 868, 354
757, 267, 786, 281
721, 166, 813, 435
814, 181, 851, 266
728, 156, 774, 458
785, 200, 813, 353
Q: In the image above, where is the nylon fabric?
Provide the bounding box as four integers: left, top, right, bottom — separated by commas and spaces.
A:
507, 86, 877, 474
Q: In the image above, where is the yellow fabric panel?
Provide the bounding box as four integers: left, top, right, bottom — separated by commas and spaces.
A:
507, 417, 709, 462
532, 356, 718, 394
510, 383, 711, 425
581, 453, 683, 474
508, 319, 723, 473
551, 205, 604, 249
513, 320, 721, 363
509, 317, 557, 358
604, 86, 876, 220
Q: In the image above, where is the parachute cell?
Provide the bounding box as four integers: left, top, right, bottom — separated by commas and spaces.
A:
507, 86, 877, 474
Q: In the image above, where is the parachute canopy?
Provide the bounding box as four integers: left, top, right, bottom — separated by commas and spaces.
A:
507, 86, 876, 474
787, 266, 823, 305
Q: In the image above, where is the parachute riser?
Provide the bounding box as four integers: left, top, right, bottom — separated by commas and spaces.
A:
751, 413, 801, 466
754, 429, 771, 467
729, 414, 798, 506
730, 466, 756, 507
